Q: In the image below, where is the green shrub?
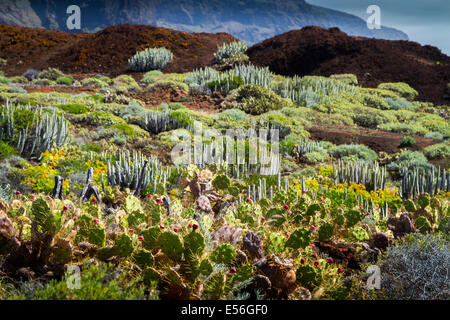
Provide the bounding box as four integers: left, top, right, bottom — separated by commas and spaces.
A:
423, 143, 450, 160
378, 122, 429, 136
7, 76, 28, 84
330, 144, 378, 162
57, 103, 90, 114
377, 82, 418, 101
399, 136, 416, 148
303, 151, 329, 164
384, 97, 413, 110
128, 47, 173, 72
230, 84, 292, 115
81, 77, 109, 88
388, 150, 432, 171
217, 109, 248, 122
0, 141, 18, 160
424, 132, 444, 140
56, 76, 74, 85
348, 105, 398, 129
141, 70, 163, 85
330, 74, 358, 85
38, 68, 65, 81
214, 41, 248, 64
112, 75, 140, 94
8, 262, 146, 300
207, 75, 243, 94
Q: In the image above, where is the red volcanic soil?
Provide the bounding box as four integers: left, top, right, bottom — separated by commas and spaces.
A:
247, 26, 450, 105
0, 24, 237, 76
308, 124, 448, 168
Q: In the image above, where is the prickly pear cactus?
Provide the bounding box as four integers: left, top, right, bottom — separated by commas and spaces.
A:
159, 231, 184, 260
415, 216, 432, 232
352, 226, 369, 241
404, 200, 417, 212
31, 198, 50, 228
113, 233, 134, 257
127, 211, 146, 229
132, 249, 154, 268
142, 226, 161, 250
237, 202, 254, 225
125, 195, 142, 214
334, 214, 345, 226
199, 259, 213, 276
318, 223, 334, 242
296, 265, 318, 289
143, 267, 161, 285
345, 210, 361, 227
212, 174, 231, 190
43, 211, 64, 235
438, 217, 449, 234
234, 263, 253, 282
285, 228, 312, 250
184, 231, 205, 258
211, 243, 237, 264
306, 204, 321, 217
75, 214, 106, 247
417, 194, 430, 209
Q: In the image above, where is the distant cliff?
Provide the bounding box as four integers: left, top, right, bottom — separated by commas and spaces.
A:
0, 0, 408, 43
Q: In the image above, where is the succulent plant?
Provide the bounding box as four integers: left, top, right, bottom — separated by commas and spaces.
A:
352, 226, 369, 241
296, 265, 318, 289
0, 102, 70, 161
345, 210, 362, 228
132, 249, 154, 268
214, 41, 248, 64
285, 228, 312, 250
183, 231, 205, 258
415, 216, 432, 232
211, 243, 237, 265
142, 226, 161, 251
128, 47, 173, 72
75, 214, 106, 247
159, 231, 183, 260
212, 174, 231, 190
318, 223, 334, 242
112, 233, 134, 257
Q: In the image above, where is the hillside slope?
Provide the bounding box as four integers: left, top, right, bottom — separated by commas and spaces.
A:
0, 0, 408, 44
0, 24, 237, 75
247, 27, 450, 105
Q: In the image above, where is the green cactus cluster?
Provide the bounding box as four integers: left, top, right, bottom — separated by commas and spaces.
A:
401, 166, 449, 201
128, 47, 173, 72
285, 228, 312, 250
0, 101, 70, 161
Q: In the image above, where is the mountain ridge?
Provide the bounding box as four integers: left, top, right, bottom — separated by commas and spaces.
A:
0, 0, 408, 44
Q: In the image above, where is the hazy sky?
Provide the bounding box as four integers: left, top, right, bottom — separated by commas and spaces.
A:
307, 0, 450, 55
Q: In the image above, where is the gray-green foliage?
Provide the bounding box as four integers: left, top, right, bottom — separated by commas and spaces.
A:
128, 47, 173, 72
379, 233, 449, 300
0, 102, 70, 161
106, 149, 172, 195
214, 41, 248, 64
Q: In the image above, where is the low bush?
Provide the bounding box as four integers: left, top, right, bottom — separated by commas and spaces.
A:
38, 68, 65, 81
141, 70, 163, 85
330, 74, 358, 85
377, 82, 418, 101
56, 76, 74, 85
227, 84, 292, 115
379, 233, 449, 300
128, 47, 173, 72
214, 41, 248, 64
423, 142, 450, 160
329, 144, 378, 162
378, 122, 429, 136
399, 136, 416, 148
